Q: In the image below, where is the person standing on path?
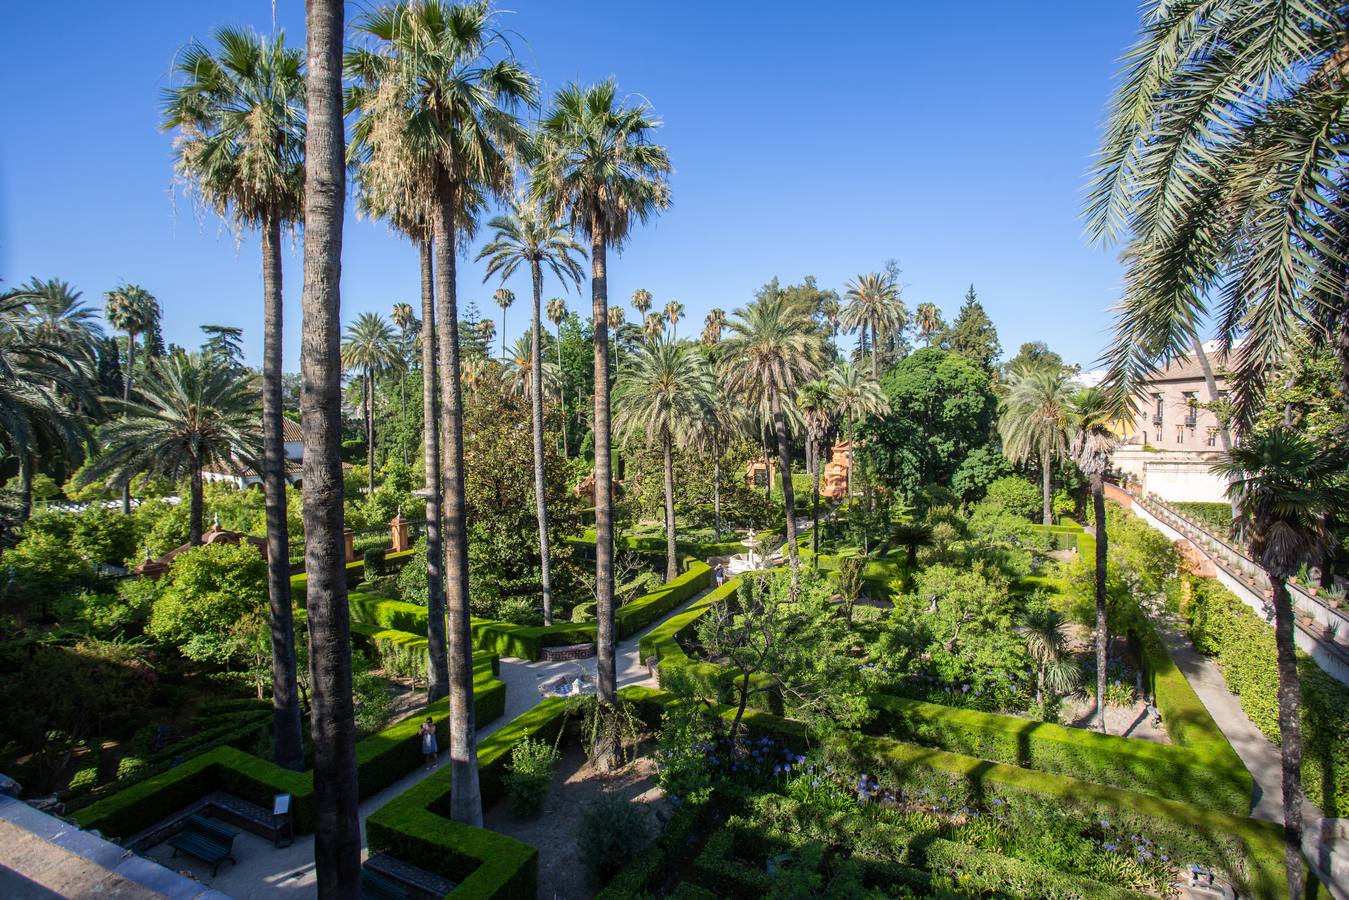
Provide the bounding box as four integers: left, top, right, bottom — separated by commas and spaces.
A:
419, 717, 438, 770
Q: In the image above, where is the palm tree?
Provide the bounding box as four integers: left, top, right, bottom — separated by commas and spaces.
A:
720, 289, 824, 579
0, 290, 97, 520
1213, 428, 1344, 898
299, 0, 361, 885
631, 287, 653, 320
474, 318, 496, 349
531, 80, 671, 764
702, 307, 726, 347
643, 312, 664, 340
162, 26, 307, 772
389, 301, 418, 465
664, 300, 684, 339
493, 287, 514, 358
1086, 1, 1349, 428
80, 352, 260, 546
1017, 606, 1081, 710
607, 306, 625, 373
546, 297, 568, 455
500, 331, 560, 402
914, 302, 943, 347
819, 296, 841, 340
796, 377, 837, 564
14, 279, 103, 361
999, 367, 1073, 526
1068, 387, 1121, 733
342, 312, 399, 497
478, 202, 583, 626
695, 378, 744, 544
614, 340, 713, 581
103, 284, 159, 514
841, 271, 904, 379
348, 0, 535, 826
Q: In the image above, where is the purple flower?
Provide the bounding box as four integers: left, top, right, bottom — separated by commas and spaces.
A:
1104, 843, 1118, 853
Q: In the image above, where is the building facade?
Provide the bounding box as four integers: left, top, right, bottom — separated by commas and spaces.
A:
1109, 343, 1233, 504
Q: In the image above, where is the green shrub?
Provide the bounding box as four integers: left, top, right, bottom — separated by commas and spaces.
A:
867, 694, 1249, 814
503, 737, 560, 816
984, 476, 1042, 521
1180, 575, 1349, 816
579, 795, 652, 882
363, 547, 387, 578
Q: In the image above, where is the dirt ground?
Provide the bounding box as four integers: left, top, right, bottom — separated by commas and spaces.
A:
483, 743, 668, 900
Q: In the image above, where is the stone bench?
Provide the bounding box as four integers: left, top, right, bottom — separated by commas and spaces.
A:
126, 791, 280, 852
365, 852, 457, 900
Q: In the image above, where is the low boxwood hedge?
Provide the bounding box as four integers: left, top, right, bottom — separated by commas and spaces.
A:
366, 685, 660, 898
290, 549, 415, 604
73, 657, 506, 842
867, 693, 1251, 814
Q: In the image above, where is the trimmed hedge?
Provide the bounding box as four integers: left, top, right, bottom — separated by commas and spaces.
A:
350, 559, 711, 662
290, 549, 415, 603
72, 659, 506, 842
366, 685, 660, 899
867, 693, 1250, 814
1180, 575, 1349, 816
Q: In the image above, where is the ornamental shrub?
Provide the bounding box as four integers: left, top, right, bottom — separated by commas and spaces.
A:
983, 476, 1041, 521
503, 736, 560, 815
363, 547, 387, 578
579, 795, 651, 882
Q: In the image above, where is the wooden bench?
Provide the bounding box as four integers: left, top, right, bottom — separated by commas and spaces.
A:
167, 814, 238, 876
361, 868, 411, 900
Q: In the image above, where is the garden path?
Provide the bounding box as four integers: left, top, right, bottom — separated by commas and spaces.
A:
145, 585, 715, 899
1148, 610, 1347, 897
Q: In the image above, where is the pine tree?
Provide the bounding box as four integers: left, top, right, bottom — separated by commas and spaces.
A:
943, 284, 1000, 371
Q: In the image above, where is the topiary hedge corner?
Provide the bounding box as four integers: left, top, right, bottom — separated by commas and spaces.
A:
72, 655, 506, 843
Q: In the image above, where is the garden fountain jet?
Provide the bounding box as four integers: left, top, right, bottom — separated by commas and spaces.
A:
727, 528, 777, 576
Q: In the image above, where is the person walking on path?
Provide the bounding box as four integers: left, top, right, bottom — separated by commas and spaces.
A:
419, 718, 438, 770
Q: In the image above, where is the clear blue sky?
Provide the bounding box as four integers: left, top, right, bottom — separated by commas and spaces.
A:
0, 1, 1141, 372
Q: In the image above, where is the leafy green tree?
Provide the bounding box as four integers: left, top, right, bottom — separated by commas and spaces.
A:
982, 475, 1041, 521
865, 348, 996, 498
941, 284, 1001, 371
1001, 341, 1068, 380
478, 201, 584, 625
692, 570, 869, 741
950, 446, 1013, 504
614, 339, 714, 581
1213, 427, 1347, 895
531, 78, 671, 755
80, 352, 260, 546
998, 365, 1073, 525
721, 287, 825, 579
149, 543, 269, 689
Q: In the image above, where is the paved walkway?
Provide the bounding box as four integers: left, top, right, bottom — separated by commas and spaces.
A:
147, 587, 714, 899
1148, 610, 1347, 896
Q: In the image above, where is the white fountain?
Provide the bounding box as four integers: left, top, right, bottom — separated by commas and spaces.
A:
538, 664, 597, 699
727, 528, 778, 575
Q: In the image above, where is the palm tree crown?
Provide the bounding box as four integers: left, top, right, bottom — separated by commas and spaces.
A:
162, 25, 305, 228
631, 288, 653, 318
478, 203, 585, 289
841, 270, 905, 377
10, 278, 103, 361
614, 339, 713, 450
341, 312, 399, 381
998, 366, 1074, 525
79, 352, 260, 544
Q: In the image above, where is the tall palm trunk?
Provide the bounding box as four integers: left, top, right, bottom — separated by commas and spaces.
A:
1091, 472, 1108, 734
420, 238, 448, 702
188, 462, 204, 546
712, 439, 722, 543
399, 373, 408, 467
769, 389, 799, 579
300, 0, 361, 889
590, 218, 619, 772
869, 323, 879, 380
366, 369, 376, 497
529, 262, 555, 625
261, 210, 303, 771
811, 434, 822, 567
1268, 572, 1305, 900
434, 174, 482, 826
1040, 447, 1053, 526
662, 433, 677, 582
555, 322, 567, 456
122, 331, 136, 515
